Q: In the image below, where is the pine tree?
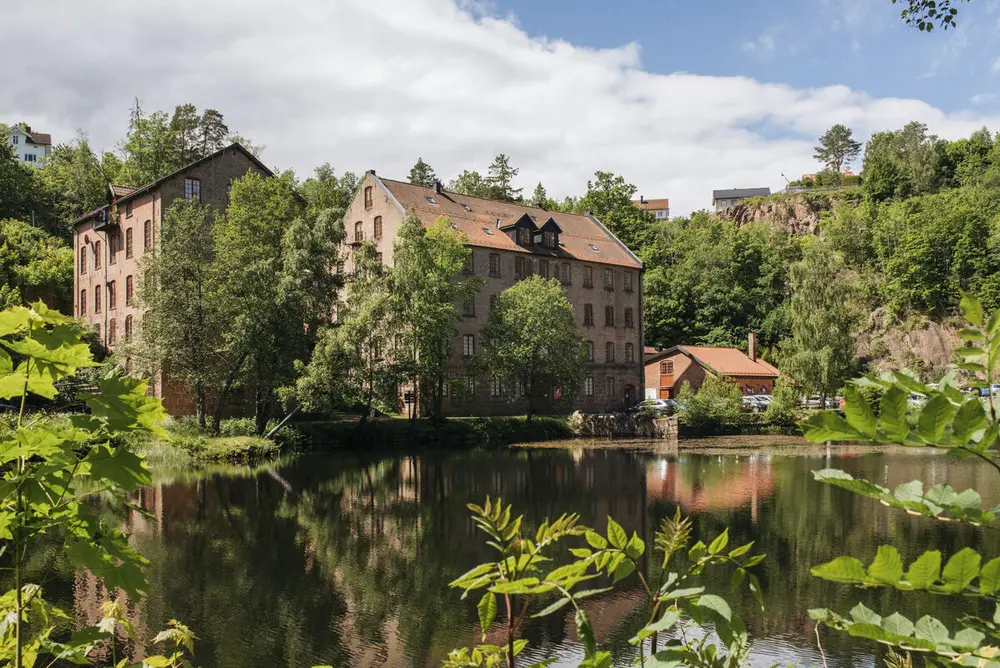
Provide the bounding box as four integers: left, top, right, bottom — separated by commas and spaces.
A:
813, 124, 862, 173
486, 154, 522, 201
408, 157, 438, 187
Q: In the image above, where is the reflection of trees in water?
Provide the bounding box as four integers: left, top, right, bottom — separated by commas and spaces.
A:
67, 447, 1000, 668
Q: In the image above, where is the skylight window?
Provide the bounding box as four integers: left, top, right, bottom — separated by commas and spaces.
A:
589, 244, 599, 252
425, 196, 437, 204
483, 228, 494, 236
463, 204, 473, 212
558, 241, 566, 247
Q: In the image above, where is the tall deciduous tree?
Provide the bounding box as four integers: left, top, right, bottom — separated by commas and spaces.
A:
392, 214, 482, 421
296, 243, 400, 422
213, 170, 341, 433
486, 154, 522, 202
449, 170, 490, 198
130, 201, 223, 429
779, 238, 857, 400
408, 158, 438, 187
300, 164, 359, 217
578, 171, 655, 251
0, 137, 57, 235
813, 124, 862, 173
118, 108, 181, 187
478, 276, 587, 421
38, 131, 109, 227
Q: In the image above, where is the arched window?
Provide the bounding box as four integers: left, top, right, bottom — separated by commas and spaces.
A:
125, 275, 134, 305
80, 289, 87, 316
125, 228, 134, 258
94, 285, 102, 313
79, 246, 87, 275
364, 186, 373, 209
354, 221, 364, 243
143, 220, 152, 251
93, 240, 102, 269
107, 281, 117, 310
124, 315, 133, 341
108, 319, 117, 345
374, 216, 383, 240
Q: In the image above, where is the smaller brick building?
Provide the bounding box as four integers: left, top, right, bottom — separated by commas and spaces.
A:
644, 334, 779, 399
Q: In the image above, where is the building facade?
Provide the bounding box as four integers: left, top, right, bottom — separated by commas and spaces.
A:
6, 124, 51, 167
712, 187, 771, 212
644, 336, 778, 399
72, 144, 270, 412
632, 196, 669, 220
342, 172, 645, 416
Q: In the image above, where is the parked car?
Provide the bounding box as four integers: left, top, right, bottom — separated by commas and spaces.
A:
628, 399, 678, 416
801, 396, 841, 409
742, 395, 768, 412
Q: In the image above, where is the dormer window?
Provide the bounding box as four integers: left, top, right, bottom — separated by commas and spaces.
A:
517, 227, 531, 245
543, 230, 555, 248
538, 218, 561, 249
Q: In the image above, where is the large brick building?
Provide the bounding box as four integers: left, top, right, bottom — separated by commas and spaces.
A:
72, 144, 270, 412
342, 172, 645, 416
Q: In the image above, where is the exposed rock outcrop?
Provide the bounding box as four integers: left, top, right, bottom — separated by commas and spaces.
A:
855, 308, 961, 378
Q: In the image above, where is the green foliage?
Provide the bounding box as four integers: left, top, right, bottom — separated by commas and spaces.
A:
391, 215, 483, 420
450, 170, 491, 198
0, 219, 73, 313
486, 154, 522, 202
37, 130, 112, 226
409, 157, 439, 188
892, 0, 968, 31
813, 124, 861, 173
478, 276, 587, 421
779, 237, 857, 397
803, 292, 1000, 665
299, 163, 359, 218
0, 141, 57, 237
447, 499, 765, 667
676, 377, 744, 433
0, 302, 195, 668
578, 171, 655, 251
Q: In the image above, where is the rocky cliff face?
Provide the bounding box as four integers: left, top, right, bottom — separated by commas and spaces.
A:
717, 192, 858, 235
855, 309, 961, 378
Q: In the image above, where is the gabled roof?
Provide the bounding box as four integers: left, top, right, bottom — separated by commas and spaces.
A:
10, 125, 52, 146
712, 188, 770, 201
632, 198, 669, 211
110, 185, 137, 198
373, 176, 643, 269
645, 345, 779, 378
73, 143, 271, 226
538, 217, 562, 233
499, 212, 539, 231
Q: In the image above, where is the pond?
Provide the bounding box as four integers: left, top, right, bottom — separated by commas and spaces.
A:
64, 440, 1000, 667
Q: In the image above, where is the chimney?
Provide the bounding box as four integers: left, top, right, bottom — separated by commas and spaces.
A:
748, 331, 757, 362
367, 169, 376, 175
640, 196, 646, 204
434, 180, 442, 194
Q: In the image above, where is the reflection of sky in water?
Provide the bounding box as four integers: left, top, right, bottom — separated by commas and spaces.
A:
58, 443, 1000, 667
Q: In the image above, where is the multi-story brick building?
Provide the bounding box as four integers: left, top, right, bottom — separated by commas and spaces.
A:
72, 144, 270, 411
342, 172, 645, 416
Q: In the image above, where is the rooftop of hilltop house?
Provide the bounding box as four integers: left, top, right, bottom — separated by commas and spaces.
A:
373, 176, 643, 269
72, 143, 271, 227
631, 197, 670, 210
10, 124, 52, 146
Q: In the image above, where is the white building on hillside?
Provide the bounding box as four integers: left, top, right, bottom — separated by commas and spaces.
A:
6, 124, 52, 167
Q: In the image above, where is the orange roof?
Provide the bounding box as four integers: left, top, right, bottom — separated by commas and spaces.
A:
378, 177, 642, 269
632, 198, 669, 211
645, 345, 779, 378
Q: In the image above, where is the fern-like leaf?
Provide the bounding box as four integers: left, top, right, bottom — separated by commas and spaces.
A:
655, 507, 692, 569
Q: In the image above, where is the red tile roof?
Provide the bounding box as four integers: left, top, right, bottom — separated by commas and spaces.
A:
632, 198, 669, 211
377, 177, 642, 269
645, 345, 779, 378
111, 185, 137, 198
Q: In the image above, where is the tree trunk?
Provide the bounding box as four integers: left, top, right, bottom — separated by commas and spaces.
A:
435, 374, 444, 423
265, 404, 300, 440
195, 380, 206, 431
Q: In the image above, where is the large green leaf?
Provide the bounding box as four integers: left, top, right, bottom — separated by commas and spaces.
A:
84, 446, 152, 491
941, 548, 981, 591
812, 556, 867, 583
606, 517, 627, 550
916, 395, 955, 444
882, 612, 915, 637
979, 557, 1000, 594
843, 385, 876, 438
478, 592, 497, 637
960, 292, 984, 326
708, 529, 729, 555
914, 615, 950, 644
802, 412, 861, 443
868, 546, 903, 585
631, 609, 680, 644
879, 387, 909, 442
905, 551, 942, 589
850, 603, 882, 625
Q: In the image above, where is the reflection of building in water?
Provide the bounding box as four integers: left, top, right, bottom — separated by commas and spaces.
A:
646, 456, 775, 522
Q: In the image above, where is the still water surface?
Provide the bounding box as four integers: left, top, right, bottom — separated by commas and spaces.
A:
70, 441, 1000, 667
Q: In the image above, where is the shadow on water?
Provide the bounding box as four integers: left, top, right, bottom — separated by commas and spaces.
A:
51, 441, 1000, 667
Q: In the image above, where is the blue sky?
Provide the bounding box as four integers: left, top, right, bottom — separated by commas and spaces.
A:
493, 0, 1000, 111
7, 0, 1000, 214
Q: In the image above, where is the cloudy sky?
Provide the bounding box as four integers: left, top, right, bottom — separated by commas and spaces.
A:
5, 0, 1000, 215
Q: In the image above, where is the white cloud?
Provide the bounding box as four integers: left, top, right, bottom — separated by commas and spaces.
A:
742, 34, 776, 53
972, 93, 999, 104
4, 0, 1000, 217
992, 57, 1000, 72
